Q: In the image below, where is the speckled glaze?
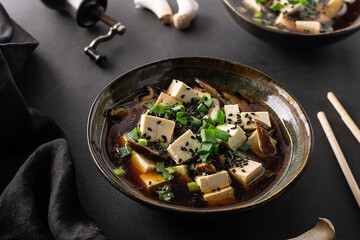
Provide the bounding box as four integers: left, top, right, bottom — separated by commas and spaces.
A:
223, 0, 360, 46
87, 57, 313, 214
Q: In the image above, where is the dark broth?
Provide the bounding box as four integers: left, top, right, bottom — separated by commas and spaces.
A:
106, 82, 289, 208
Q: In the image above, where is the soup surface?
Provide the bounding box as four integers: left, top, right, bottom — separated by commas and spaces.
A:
233, 0, 360, 34
106, 78, 288, 208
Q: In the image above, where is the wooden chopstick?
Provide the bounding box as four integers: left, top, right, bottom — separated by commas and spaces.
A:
327, 92, 360, 143
317, 111, 360, 208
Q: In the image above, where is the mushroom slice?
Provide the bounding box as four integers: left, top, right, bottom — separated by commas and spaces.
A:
288, 218, 335, 240
127, 139, 167, 162
141, 86, 155, 101
107, 107, 129, 120
317, 0, 343, 22
195, 78, 225, 102
222, 92, 252, 112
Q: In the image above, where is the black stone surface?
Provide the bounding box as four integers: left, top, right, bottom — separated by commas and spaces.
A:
2, 0, 360, 239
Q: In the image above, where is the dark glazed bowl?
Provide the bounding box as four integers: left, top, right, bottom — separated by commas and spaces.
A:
87, 57, 313, 214
223, 0, 360, 46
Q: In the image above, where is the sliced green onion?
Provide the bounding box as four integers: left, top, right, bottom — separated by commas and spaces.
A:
176, 114, 187, 125
289, 0, 300, 4
300, 0, 308, 4
201, 129, 216, 143
138, 138, 148, 146
144, 102, 154, 109
264, 170, 275, 178
157, 185, 174, 202
253, 18, 262, 24
200, 152, 212, 162
156, 162, 165, 173
188, 182, 200, 192
165, 167, 176, 175
118, 146, 131, 158
270, 3, 285, 11
197, 142, 214, 154
162, 171, 173, 182
238, 143, 252, 153
215, 128, 230, 142
253, 11, 263, 18
235, 150, 247, 159
172, 104, 185, 112
113, 167, 125, 175
212, 110, 225, 124
190, 163, 196, 171
200, 95, 213, 108
213, 143, 219, 155
197, 103, 208, 112
126, 127, 141, 140
158, 142, 168, 149
237, 6, 247, 13
190, 116, 201, 125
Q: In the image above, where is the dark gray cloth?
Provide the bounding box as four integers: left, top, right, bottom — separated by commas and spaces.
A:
0, 4, 106, 240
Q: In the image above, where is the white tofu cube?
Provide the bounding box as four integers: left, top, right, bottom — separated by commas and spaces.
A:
246, 130, 277, 154
295, 21, 321, 34
273, 0, 303, 15
167, 130, 200, 164
194, 88, 211, 99
139, 173, 166, 191
229, 160, 264, 187
195, 171, 231, 193
139, 114, 175, 144
166, 79, 201, 103
224, 104, 241, 125
203, 187, 236, 207
216, 123, 247, 150
275, 13, 290, 28
172, 165, 191, 182
243, 0, 262, 12
241, 112, 271, 130
131, 152, 156, 173
154, 92, 179, 106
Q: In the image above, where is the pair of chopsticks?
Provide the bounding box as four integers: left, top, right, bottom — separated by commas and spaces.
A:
317, 92, 360, 208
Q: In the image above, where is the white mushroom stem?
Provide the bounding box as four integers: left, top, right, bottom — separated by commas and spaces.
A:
173, 0, 199, 29
134, 0, 173, 24
288, 218, 335, 240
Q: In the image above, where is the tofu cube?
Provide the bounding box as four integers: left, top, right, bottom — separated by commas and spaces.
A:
275, 0, 303, 15
229, 160, 264, 187
166, 79, 201, 103
139, 114, 175, 144
131, 152, 156, 173
203, 187, 236, 207
154, 92, 179, 106
216, 124, 247, 150
243, 0, 262, 12
224, 104, 241, 125
246, 130, 277, 154
295, 21, 321, 34
275, 13, 290, 28
195, 171, 231, 193
194, 88, 211, 99
241, 112, 271, 130
167, 130, 200, 164
172, 165, 191, 182
139, 173, 166, 191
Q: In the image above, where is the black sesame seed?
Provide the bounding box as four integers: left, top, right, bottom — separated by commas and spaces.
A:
179, 159, 182, 163
232, 169, 236, 173
217, 188, 221, 191
249, 117, 252, 121
132, 108, 137, 112
181, 146, 185, 151
227, 118, 232, 122
191, 136, 196, 139
228, 113, 233, 116
241, 169, 246, 172
227, 130, 230, 133
245, 113, 249, 117
148, 127, 152, 131
247, 120, 251, 125
146, 136, 151, 140
157, 121, 161, 124
175, 80, 178, 83
186, 141, 189, 146
181, 95, 185, 99
162, 135, 167, 143
148, 181, 152, 185
251, 112, 256, 115
189, 148, 194, 153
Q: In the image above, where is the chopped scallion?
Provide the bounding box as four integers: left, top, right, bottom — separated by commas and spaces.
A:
156, 162, 165, 173
197, 142, 214, 154
165, 167, 175, 175
126, 127, 141, 140
253, 11, 263, 18
138, 138, 148, 146
212, 110, 225, 124
238, 142, 252, 153
162, 171, 173, 182
201, 129, 217, 143
118, 146, 131, 158
270, 3, 285, 11
190, 116, 201, 125
172, 104, 185, 112
158, 142, 168, 149
215, 128, 230, 142
197, 103, 208, 112
144, 102, 154, 109
157, 185, 174, 202
264, 170, 275, 178
188, 182, 200, 192
113, 167, 125, 175
200, 152, 212, 162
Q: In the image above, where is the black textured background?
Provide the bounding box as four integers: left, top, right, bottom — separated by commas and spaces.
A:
2, 0, 360, 239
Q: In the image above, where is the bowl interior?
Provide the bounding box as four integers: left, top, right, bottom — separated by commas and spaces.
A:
223, 0, 360, 44
87, 57, 313, 213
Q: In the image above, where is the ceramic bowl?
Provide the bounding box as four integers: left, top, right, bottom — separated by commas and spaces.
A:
223, 0, 360, 46
87, 57, 313, 213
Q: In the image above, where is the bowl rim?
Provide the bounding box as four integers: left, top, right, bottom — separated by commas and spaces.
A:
222, 0, 360, 37
87, 56, 314, 214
